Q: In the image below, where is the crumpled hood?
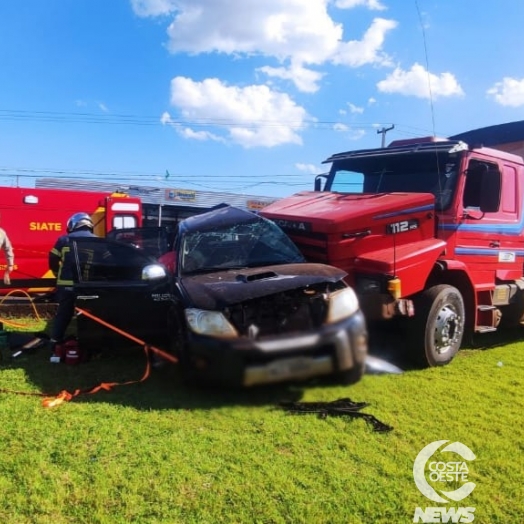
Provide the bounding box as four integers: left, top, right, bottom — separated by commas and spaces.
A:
180, 263, 347, 310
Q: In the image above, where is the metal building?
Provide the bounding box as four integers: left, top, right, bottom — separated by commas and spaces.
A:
35, 178, 279, 228
450, 120, 524, 158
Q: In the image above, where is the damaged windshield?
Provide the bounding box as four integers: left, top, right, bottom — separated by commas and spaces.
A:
180, 216, 305, 274
327, 151, 460, 211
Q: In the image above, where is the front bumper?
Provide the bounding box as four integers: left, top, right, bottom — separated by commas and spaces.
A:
184, 310, 368, 387
359, 293, 414, 320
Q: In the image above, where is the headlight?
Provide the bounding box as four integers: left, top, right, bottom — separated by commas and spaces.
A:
326, 287, 360, 324
185, 308, 239, 338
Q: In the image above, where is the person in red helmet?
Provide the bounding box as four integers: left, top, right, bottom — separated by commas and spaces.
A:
48, 212, 98, 347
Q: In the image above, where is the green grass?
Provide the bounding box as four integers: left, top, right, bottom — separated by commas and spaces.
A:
0, 321, 523, 523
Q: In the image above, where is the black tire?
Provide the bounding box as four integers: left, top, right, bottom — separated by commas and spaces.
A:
408, 284, 465, 367
166, 307, 197, 385
337, 360, 366, 385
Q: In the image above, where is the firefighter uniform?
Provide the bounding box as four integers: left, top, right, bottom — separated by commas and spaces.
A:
49, 214, 97, 344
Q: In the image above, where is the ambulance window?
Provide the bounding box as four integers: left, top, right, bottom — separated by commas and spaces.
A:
112, 215, 138, 229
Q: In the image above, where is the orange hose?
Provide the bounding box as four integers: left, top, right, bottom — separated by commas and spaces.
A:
74, 307, 178, 364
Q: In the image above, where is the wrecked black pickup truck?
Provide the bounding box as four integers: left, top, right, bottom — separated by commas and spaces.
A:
72, 205, 368, 387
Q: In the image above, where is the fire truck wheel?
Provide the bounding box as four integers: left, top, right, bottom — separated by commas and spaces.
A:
409, 284, 465, 367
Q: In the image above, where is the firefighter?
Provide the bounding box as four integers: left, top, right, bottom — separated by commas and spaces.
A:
0, 212, 15, 285
48, 212, 97, 347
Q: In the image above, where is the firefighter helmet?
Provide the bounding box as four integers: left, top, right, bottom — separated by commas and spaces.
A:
67, 212, 94, 233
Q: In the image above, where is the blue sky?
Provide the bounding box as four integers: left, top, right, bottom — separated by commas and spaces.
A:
1, 0, 524, 198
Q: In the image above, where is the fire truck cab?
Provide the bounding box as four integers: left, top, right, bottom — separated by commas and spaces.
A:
261, 136, 524, 367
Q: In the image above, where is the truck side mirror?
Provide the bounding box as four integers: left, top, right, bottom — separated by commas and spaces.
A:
479, 168, 501, 213
314, 174, 328, 191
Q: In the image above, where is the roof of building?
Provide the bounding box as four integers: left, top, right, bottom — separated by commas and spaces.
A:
449, 120, 524, 147
35, 178, 279, 212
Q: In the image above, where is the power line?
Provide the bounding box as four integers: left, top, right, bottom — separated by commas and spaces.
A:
0, 107, 410, 131
0, 167, 318, 194
0, 166, 315, 180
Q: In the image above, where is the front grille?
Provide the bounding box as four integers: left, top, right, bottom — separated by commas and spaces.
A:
286, 232, 329, 262
227, 285, 332, 337
286, 230, 329, 242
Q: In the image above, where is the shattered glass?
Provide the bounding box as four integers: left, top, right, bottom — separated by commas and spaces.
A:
181, 216, 305, 274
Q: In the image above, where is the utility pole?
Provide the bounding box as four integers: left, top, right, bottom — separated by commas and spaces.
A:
377, 124, 395, 147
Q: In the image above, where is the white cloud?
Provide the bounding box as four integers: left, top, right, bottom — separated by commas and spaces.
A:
130, 0, 177, 17
161, 1, 343, 64
487, 77, 524, 107
179, 127, 224, 142
161, 113, 224, 142
333, 124, 366, 139
132, 1, 398, 92
257, 64, 325, 93
332, 18, 397, 67
376, 63, 464, 99
160, 111, 171, 125
166, 77, 310, 148
74, 99, 108, 111
335, 0, 386, 11
296, 162, 322, 174
348, 128, 366, 140
348, 102, 364, 114
368, 97, 376, 104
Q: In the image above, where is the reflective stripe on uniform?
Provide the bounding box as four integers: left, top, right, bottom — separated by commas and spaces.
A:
56, 245, 73, 286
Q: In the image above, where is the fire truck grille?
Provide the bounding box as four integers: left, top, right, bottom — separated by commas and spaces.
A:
286, 232, 329, 263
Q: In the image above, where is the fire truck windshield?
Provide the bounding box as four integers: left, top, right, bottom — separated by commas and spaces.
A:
327, 152, 460, 211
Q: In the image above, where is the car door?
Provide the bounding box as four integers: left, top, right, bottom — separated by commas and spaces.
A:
71, 237, 172, 351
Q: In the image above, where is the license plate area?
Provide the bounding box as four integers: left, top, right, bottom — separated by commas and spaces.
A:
267, 357, 312, 379
243, 355, 333, 386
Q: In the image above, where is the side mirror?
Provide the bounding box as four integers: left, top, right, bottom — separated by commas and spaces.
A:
314, 174, 328, 191
142, 264, 167, 281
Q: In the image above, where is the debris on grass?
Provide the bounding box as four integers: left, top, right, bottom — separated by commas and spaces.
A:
278, 397, 393, 433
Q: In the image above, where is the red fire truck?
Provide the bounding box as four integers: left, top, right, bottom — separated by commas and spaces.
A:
261, 135, 524, 367
0, 186, 142, 292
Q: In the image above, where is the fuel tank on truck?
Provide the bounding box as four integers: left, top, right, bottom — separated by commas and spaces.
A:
260, 190, 438, 279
